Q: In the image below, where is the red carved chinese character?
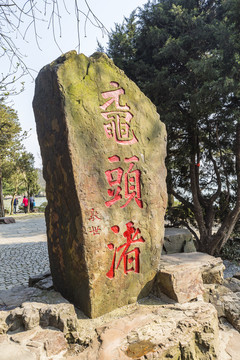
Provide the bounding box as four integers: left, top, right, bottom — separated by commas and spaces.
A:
105, 156, 143, 209
88, 208, 101, 221
101, 111, 138, 145
89, 226, 101, 235
100, 81, 130, 111
100, 82, 138, 145
106, 222, 145, 279
122, 157, 143, 209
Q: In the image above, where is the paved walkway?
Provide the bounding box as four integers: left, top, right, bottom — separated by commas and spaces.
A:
0, 214, 49, 290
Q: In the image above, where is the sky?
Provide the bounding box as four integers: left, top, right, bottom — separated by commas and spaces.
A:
5, 0, 148, 168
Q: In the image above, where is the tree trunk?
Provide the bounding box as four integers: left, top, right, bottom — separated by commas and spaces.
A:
10, 195, 15, 215
168, 193, 174, 209
197, 123, 240, 255
0, 168, 5, 217
27, 185, 30, 213
197, 235, 215, 255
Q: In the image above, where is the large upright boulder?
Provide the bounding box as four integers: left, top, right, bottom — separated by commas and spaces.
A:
33, 51, 167, 318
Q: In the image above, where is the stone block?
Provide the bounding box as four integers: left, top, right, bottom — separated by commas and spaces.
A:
224, 277, 240, 293
28, 271, 51, 287
0, 217, 15, 224
161, 252, 224, 284
163, 228, 196, 254
233, 272, 240, 280
152, 263, 204, 303
34, 276, 53, 290
152, 252, 225, 303
0, 286, 220, 360
33, 51, 167, 318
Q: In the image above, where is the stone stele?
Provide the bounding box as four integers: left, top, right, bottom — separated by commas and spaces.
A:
33, 51, 167, 318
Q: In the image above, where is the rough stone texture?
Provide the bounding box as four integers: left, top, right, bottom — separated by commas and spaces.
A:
152, 252, 225, 303
29, 271, 51, 287
72, 302, 219, 360
218, 318, 240, 360
163, 227, 196, 254
152, 263, 204, 303
0, 298, 220, 360
223, 277, 240, 293
4, 328, 68, 359
33, 51, 167, 318
204, 279, 240, 332
233, 271, 240, 280
1, 284, 239, 359
29, 271, 54, 291
0, 342, 36, 360
34, 276, 54, 290
4, 301, 79, 340
0, 285, 68, 311
161, 252, 224, 283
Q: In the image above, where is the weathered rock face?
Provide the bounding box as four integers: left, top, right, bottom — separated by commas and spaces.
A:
152, 252, 225, 303
76, 302, 219, 360
163, 228, 196, 254
0, 284, 220, 360
33, 51, 167, 318
204, 278, 240, 332
152, 263, 204, 303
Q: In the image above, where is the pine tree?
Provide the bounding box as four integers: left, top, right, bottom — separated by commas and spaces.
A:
107, 0, 240, 255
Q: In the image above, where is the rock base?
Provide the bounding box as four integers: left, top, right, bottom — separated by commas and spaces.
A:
0, 284, 220, 360
0, 258, 239, 360
204, 277, 240, 332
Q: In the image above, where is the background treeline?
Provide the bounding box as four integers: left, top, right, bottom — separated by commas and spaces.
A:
0, 103, 43, 216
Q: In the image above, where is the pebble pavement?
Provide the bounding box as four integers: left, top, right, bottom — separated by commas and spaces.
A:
0, 214, 50, 290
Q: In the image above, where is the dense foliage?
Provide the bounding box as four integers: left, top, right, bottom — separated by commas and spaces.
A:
0, 103, 38, 215
107, 0, 240, 254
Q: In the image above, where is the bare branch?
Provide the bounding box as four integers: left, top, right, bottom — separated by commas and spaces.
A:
170, 220, 200, 244
208, 148, 222, 204
0, 1, 108, 97
168, 186, 195, 212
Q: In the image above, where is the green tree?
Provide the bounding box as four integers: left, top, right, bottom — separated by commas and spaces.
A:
19, 152, 40, 212
0, 102, 24, 216
107, 0, 240, 255
2, 150, 39, 214
2, 152, 26, 214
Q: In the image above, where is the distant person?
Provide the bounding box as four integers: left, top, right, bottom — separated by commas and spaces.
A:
13, 198, 18, 214
22, 196, 28, 214
30, 195, 35, 212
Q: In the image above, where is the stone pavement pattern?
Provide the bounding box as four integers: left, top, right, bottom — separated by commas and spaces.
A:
0, 214, 50, 290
